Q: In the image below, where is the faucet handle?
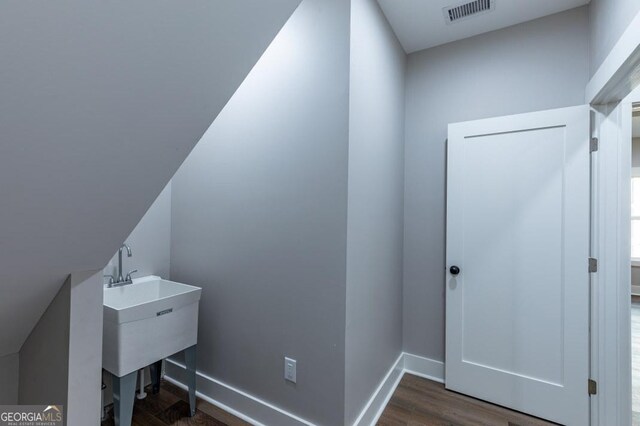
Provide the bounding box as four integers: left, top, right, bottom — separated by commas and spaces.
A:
103, 274, 115, 285
125, 269, 138, 282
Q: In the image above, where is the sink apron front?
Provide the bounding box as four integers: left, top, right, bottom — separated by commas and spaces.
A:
103, 300, 198, 377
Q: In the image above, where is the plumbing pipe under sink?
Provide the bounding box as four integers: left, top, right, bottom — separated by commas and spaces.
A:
136, 368, 147, 400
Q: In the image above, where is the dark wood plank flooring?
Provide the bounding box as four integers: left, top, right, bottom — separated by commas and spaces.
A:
103, 373, 564, 425
101, 380, 250, 426
377, 374, 558, 426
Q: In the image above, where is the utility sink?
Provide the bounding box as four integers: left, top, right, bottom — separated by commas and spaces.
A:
103, 275, 201, 378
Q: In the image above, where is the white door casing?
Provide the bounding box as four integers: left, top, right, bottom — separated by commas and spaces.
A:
445, 105, 591, 425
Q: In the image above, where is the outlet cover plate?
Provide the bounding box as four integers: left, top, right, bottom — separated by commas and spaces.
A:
284, 357, 297, 383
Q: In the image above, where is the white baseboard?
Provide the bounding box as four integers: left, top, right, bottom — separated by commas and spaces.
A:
352, 353, 405, 426
357, 353, 445, 426
164, 358, 314, 426
165, 353, 445, 426
402, 352, 445, 384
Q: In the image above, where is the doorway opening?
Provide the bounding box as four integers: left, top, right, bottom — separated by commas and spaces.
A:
630, 104, 640, 423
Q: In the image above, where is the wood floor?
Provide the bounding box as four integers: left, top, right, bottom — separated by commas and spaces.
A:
101, 380, 250, 426
377, 374, 557, 426
102, 364, 594, 425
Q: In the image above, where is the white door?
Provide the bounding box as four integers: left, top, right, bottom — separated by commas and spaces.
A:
445, 105, 590, 425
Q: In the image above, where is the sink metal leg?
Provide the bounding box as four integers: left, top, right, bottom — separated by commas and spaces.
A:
113, 371, 137, 426
184, 345, 197, 416
149, 360, 163, 394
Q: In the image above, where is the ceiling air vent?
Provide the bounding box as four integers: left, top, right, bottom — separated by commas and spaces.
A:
443, 0, 495, 24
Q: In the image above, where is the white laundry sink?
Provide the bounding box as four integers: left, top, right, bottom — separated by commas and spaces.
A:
103, 275, 201, 377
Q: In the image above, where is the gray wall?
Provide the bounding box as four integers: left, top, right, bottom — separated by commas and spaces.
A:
403, 7, 589, 361
18, 271, 103, 424
170, 0, 351, 424
344, 0, 405, 424
19, 277, 70, 409
589, 0, 640, 76
104, 182, 172, 283
0, 353, 18, 404
0, 0, 300, 359
632, 268, 640, 292
66, 271, 103, 426
632, 138, 640, 168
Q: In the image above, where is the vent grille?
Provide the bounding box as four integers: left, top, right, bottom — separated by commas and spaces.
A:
443, 0, 495, 24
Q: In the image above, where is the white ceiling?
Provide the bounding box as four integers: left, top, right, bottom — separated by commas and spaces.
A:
377, 0, 590, 53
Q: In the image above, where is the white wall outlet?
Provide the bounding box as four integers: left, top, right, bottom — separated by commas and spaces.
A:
284, 357, 297, 383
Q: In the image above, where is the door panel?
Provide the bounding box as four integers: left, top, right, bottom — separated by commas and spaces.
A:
446, 105, 590, 426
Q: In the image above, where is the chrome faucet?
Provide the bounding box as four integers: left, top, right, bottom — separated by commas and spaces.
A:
117, 244, 132, 283
104, 244, 137, 287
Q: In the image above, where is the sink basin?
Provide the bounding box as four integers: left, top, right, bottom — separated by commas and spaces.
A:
103, 275, 201, 377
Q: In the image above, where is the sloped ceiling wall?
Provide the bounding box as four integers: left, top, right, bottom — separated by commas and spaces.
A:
0, 0, 301, 357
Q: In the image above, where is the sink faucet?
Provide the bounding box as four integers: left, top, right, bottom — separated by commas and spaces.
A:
117, 244, 132, 283
104, 244, 138, 287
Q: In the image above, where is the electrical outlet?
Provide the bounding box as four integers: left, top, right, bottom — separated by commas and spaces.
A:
284, 357, 297, 383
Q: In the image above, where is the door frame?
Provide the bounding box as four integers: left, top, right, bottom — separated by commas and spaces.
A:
590, 97, 634, 426
589, 11, 640, 425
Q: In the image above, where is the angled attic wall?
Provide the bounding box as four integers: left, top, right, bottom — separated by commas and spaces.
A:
0, 0, 301, 359
589, 0, 640, 76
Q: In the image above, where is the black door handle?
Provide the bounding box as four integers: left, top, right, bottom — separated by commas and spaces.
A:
449, 265, 460, 275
